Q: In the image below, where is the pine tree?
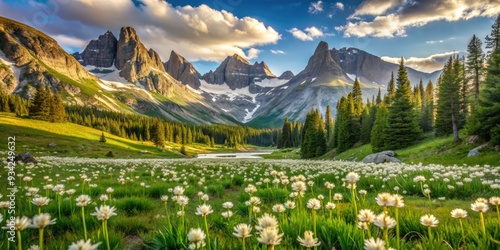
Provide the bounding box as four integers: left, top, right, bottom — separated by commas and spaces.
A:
468, 49, 500, 144
99, 132, 107, 143
301, 109, 326, 158
485, 15, 500, 54
324, 105, 334, 147
151, 121, 166, 148
420, 81, 435, 132
278, 117, 293, 148
371, 105, 389, 152
385, 72, 396, 105
50, 92, 66, 122
29, 86, 52, 121
466, 34, 485, 106
375, 88, 382, 105
359, 107, 372, 144
386, 58, 422, 149
336, 95, 358, 153
352, 77, 363, 115
435, 57, 462, 142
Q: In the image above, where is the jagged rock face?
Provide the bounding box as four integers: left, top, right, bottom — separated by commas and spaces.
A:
78, 31, 117, 67
164, 50, 201, 89
330, 47, 439, 86
296, 41, 347, 81
278, 70, 294, 80
202, 54, 276, 90
115, 27, 165, 83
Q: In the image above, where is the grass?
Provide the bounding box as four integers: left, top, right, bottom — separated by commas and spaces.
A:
262, 148, 301, 159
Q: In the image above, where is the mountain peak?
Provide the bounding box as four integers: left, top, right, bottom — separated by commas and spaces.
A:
231, 53, 249, 64
314, 41, 330, 55
299, 41, 346, 79
119, 27, 139, 42
78, 30, 117, 68
165, 50, 201, 89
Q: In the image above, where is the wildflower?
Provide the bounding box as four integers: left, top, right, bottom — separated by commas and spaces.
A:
32, 197, 51, 207
161, 195, 169, 202
471, 201, 489, 213
393, 194, 405, 208
177, 195, 189, 206
358, 209, 376, 223
257, 227, 283, 249
375, 193, 395, 207
476, 198, 488, 204
99, 194, 109, 203
28, 246, 39, 250
245, 184, 257, 194
195, 204, 214, 217
233, 223, 252, 238
333, 193, 343, 201
364, 238, 385, 250
222, 211, 233, 218
489, 196, 500, 206
255, 213, 279, 231
284, 200, 296, 209
29, 213, 56, 229
306, 198, 321, 210
2, 216, 31, 231
297, 230, 321, 248
68, 239, 101, 250
374, 213, 396, 229
413, 176, 426, 182
451, 209, 468, 219
173, 186, 185, 195
222, 202, 234, 209
187, 227, 206, 245
420, 214, 439, 227
76, 195, 92, 207
345, 172, 360, 183
325, 202, 336, 210
106, 187, 114, 194
90, 205, 117, 221
292, 181, 307, 193
324, 182, 334, 189
272, 204, 286, 213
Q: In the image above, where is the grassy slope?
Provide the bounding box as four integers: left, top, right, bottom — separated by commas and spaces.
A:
267, 132, 499, 166
0, 113, 247, 158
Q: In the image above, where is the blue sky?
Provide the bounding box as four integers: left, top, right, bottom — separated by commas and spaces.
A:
0, 0, 498, 75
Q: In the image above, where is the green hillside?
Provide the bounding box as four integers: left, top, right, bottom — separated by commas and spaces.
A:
0, 113, 220, 158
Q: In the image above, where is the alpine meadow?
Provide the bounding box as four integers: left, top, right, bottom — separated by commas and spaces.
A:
0, 1, 499, 250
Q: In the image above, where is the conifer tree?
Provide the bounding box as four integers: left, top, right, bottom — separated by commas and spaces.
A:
466, 35, 485, 105
386, 58, 422, 148
29, 86, 52, 121
371, 105, 389, 152
375, 88, 382, 105
468, 49, 500, 144
99, 132, 107, 143
352, 77, 363, 115
385, 72, 396, 105
301, 109, 326, 158
50, 92, 66, 122
435, 57, 462, 142
151, 121, 166, 148
278, 117, 293, 148
324, 105, 334, 147
420, 81, 434, 132
485, 15, 500, 54
359, 107, 372, 144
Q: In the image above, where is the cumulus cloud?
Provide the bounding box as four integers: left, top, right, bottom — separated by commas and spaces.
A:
0, 0, 281, 62
270, 50, 286, 55
308, 1, 324, 14
341, 0, 500, 38
426, 37, 456, 44
288, 26, 330, 41
335, 2, 345, 10
246, 48, 261, 60
381, 51, 459, 73
351, 0, 405, 17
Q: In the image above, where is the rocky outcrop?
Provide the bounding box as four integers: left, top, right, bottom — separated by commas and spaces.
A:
331, 47, 440, 86
202, 54, 276, 90
14, 152, 38, 164
278, 70, 294, 80
77, 31, 117, 67
164, 50, 202, 89
362, 151, 401, 164
294, 41, 348, 82
467, 144, 488, 157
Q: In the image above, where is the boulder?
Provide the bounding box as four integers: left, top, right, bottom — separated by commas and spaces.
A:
14, 152, 38, 164
362, 151, 401, 164
467, 144, 488, 157
48, 143, 57, 147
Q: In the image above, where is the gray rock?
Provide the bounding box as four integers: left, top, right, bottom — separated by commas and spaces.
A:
362, 151, 401, 164
48, 143, 57, 147
278, 70, 294, 80
14, 152, 38, 164
467, 144, 488, 157
164, 50, 202, 89
79, 31, 117, 68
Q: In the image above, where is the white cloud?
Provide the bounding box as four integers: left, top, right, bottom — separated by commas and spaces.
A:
342, 0, 500, 38
288, 26, 329, 41
381, 51, 459, 73
308, 1, 324, 14
351, 0, 405, 17
270, 50, 286, 55
426, 37, 456, 44
335, 2, 345, 10
246, 48, 261, 60
1, 0, 281, 63
51, 34, 88, 48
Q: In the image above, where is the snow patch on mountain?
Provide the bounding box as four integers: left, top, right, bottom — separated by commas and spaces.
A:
347, 73, 357, 81
199, 80, 257, 103
0, 50, 21, 86
254, 78, 288, 88
243, 104, 261, 123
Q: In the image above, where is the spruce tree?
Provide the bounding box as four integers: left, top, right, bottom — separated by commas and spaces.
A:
468, 50, 500, 144
435, 57, 462, 142
278, 117, 293, 148
50, 92, 66, 122
371, 105, 389, 152
485, 15, 500, 54
29, 86, 52, 121
99, 132, 107, 143
466, 35, 485, 105
324, 105, 334, 147
385, 72, 396, 105
352, 77, 363, 115
301, 109, 326, 158
151, 121, 166, 148
420, 81, 434, 132
359, 107, 372, 144
386, 58, 422, 149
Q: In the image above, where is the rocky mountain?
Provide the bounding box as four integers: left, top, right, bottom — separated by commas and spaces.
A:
331, 47, 440, 86
164, 50, 202, 89
202, 54, 276, 90
249, 41, 378, 127
73, 31, 117, 68
278, 70, 294, 80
